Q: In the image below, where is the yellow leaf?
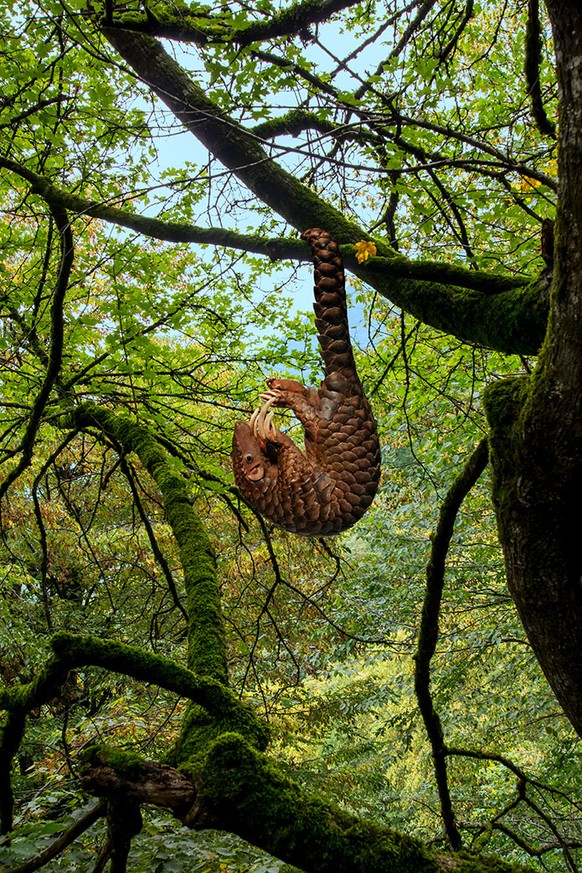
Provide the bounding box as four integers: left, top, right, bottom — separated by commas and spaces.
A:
353, 240, 377, 263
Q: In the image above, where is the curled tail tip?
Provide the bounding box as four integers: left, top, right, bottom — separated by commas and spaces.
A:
301, 227, 326, 240
301, 230, 344, 270
301, 227, 336, 248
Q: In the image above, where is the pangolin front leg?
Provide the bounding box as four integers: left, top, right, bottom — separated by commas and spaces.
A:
232, 228, 381, 536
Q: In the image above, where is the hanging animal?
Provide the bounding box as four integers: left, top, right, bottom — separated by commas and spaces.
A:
231, 228, 381, 536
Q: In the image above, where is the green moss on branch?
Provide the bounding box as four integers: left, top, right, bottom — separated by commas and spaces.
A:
186, 733, 535, 873
1, 156, 544, 353
68, 402, 225, 683
102, 31, 547, 354
102, 0, 362, 47
51, 632, 268, 750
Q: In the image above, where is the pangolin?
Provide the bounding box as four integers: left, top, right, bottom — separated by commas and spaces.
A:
231, 228, 381, 536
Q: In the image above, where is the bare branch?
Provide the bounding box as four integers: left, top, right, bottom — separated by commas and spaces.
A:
414, 438, 489, 850
0, 201, 74, 501
5, 803, 105, 873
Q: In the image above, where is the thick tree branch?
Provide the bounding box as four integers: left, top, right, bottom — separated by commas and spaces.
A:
0, 154, 545, 354
79, 736, 537, 873
89, 31, 547, 354
101, 28, 365, 241
0, 155, 526, 291
53, 632, 267, 745
0, 632, 267, 749
67, 402, 227, 684
81, 749, 197, 817
104, 0, 363, 46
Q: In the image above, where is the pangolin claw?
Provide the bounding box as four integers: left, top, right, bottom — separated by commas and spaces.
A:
259, 388, 282, 404
250, 395, 277, 441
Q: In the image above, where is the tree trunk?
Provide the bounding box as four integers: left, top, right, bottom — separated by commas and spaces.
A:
485, 1, 582, 737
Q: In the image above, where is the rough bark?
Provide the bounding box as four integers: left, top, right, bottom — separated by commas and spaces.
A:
484, 1, 582, 737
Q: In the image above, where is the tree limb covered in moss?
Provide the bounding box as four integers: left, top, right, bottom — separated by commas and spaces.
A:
79, 735, 537, 873
0, 632, 267, 746
0, 155, 524, 291
78, 31, 547, 354
54, 632, 267, 746
102, 0, 363, 46
0, 153, 545, 354
67, 402, 226, 684
250, 108, 370, 142
0, 626, 267, 830
118, 455, 188, 622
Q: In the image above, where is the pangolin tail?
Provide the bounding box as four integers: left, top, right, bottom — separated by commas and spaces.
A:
301, 229, 355, 381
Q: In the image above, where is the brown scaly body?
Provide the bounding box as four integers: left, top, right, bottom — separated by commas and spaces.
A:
231, 228, 381, 536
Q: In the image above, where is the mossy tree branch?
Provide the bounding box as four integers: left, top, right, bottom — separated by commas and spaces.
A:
66, 402, 226, 684
98, 28, 547, 356
48, 632, 267, 748
102, 0, 363, 46
0, 630, 268, 830
61, 403, 274, 760
0, 154, 545, 354
78, 735, 537, 873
